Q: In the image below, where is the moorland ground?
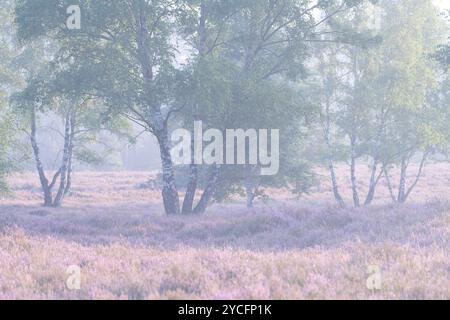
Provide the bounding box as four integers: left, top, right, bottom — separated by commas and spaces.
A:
0, 164, 449, 299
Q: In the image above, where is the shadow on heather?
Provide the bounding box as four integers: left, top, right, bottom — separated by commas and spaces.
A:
0, 200, 448, 251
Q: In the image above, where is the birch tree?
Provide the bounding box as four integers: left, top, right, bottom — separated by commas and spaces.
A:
312, 0, 447, 206
177, 0, 369, 211
370, 0, 445, 204
14, 0, 370, 214
15, 0, 186, 213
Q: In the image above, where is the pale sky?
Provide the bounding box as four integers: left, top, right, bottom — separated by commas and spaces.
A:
435, 0, 450, 10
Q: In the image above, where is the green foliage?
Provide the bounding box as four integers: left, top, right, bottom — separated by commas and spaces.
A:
0, 0, 20, 193
10, 0, 450, 209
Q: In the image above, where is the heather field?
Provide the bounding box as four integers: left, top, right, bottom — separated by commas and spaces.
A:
0, 164, 449, 300
2, 0, 450, 303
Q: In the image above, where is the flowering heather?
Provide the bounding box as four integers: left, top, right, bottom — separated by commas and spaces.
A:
0, 165, 449, 300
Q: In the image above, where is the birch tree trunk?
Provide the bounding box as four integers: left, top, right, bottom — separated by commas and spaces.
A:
384, 168, 397, 203
245, 179, 255, 209
350, 136, 360, 207
134, 4, 180, 214
244, 166, 259, 209
364, 160, 382, 206
30, 105, 53, 207
397, 157, 408, 203
156, 126, 180, 215
364, 105, 386, 206
329, 161, 345, 208
349, 49, 361, 208
53, 113, 72, 208
182, 2, 208, 214
193, 165, 220, 214
64, 111, 76, 196
323, 92, 345, 208
182, 134, 198, 214
402, 152, 428, 203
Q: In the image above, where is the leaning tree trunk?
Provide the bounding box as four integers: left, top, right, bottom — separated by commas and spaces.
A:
364, 106, 386, 206
182, 164, 198, 214
322, 92, 345, 209
30, 105, 53, 207
182, 133, 198, 214
193, 165, 220, 214
30, 105, 75, 208
402, 152, 428, 203
384, 168, 397, 203
329, 161, 345, 208
364, 159, 383, 206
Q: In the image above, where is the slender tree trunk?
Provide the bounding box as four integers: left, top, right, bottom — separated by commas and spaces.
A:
349, 49, 361, 208
64, 152, 73, 196
329, 161, 345, 208
64, 112, 76, 196
403, 152, 428, 203
53, 113, 72, 207
364, 159, 380, 206
322, 87, 345, 208
182, 3, 208, 214
30, 105, 53, 207
182, 164, 198, 214
397, 157, 408, 203
384, 168, 397, 203
245, 184, 259, 209
245, 188, 254, 208
157, 127, 180, 215
193, 165, 220, 214
364, 104, 387, 206
245, 180, 255, 209
350, 136, 360, 207
182, 135, 198, 214
244, 166, 259, 209
135, 5, 180, 215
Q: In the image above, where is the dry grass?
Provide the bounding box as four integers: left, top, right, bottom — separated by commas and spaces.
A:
0, 164, 449, 300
